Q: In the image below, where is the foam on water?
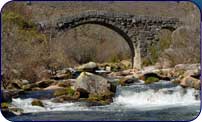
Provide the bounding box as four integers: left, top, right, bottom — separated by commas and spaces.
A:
113, 86, 200, 110
11, 83, 200, 113
11, 98, 89, 113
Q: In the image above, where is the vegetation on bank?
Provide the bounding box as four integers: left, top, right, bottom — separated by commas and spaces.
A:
1, 2, 200, 87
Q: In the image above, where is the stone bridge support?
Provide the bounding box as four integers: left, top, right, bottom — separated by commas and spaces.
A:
53, 10, 181, 69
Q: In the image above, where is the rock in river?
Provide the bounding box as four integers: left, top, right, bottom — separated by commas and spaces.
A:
74, 72, 112, 96
31, 99, 44, 107
119, 77, 139, 86
76, 62, 98, 72
180, 76, 200, 90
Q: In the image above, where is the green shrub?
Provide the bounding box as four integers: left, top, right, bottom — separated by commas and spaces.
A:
145, 77, 159, 84
66, 87, 75, 96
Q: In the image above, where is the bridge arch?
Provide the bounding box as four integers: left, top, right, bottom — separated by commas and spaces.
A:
56, 18, 135, 68
55, 11, 180, 69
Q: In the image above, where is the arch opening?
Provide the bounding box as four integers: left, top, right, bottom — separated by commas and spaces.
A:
57, 21, 135, 68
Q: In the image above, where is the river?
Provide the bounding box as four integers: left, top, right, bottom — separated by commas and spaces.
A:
5, 80, 200, 121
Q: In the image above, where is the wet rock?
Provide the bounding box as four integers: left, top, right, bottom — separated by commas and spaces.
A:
53, 88, 67, 97
76, 62, 98, 72
119, 77, 139, 86
2, 106, 23, 117
74, 72, 115, 104
53, 87, 75, 97
43, 84, 62, 90
87, 92, 114, 106
52, 95, 77, 103
75, 72, 112, 96
76, 88, 89, 98
180, 76, 200, 90
36, 80, 55, 88
31, 99, 44, 107
108, 81, 117, 93
194, 90, 200, 100
22, 84, 32, 91
183, 69, 200, 79
9, 107, 24, 115
152, 68, 175, 78
1, 102, 9, 109
1, 90, 24, 102
52, 87, 80, 103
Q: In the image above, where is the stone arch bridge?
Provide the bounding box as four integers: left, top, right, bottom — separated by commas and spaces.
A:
47, 11, 182, 69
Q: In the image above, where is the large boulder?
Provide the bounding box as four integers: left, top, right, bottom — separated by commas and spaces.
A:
180, 76, 200, 90
74, 72, 112, 96
76, 62, 98, 72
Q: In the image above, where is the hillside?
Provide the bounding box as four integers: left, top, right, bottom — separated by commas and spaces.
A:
2, 1, 200, 81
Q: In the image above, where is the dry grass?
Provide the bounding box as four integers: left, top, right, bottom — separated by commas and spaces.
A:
1, 1, 200, 83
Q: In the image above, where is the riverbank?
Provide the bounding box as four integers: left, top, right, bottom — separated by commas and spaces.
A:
1, 62, 201, 121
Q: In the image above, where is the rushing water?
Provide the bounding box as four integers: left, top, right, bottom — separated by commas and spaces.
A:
4, 81, 201, 121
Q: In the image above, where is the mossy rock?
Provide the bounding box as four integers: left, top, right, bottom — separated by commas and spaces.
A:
144, 77, 160, 84
57, 80, 71, 87
88, 92, 114, 103
54, 89, 67, 96
31, 99, 44, 107
1, 102, 9, 109
66, 87, 75, 96
87, 94, 112, 106
22, 84, 37, 91
54, 87, 75, 97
